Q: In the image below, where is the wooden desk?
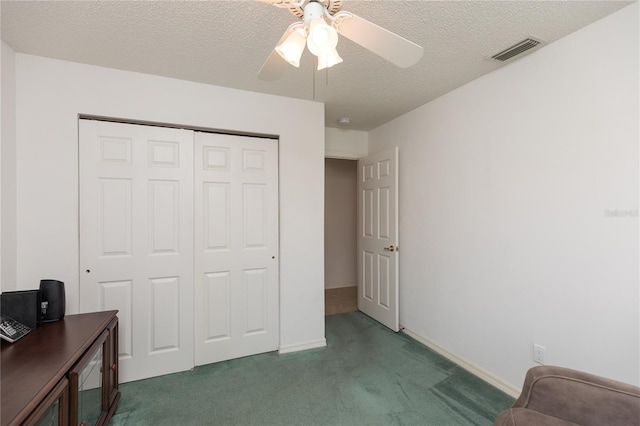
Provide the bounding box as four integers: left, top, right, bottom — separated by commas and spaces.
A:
1, 311, 120, 426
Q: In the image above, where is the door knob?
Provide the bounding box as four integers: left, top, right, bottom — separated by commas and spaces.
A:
384, 245, 397, 252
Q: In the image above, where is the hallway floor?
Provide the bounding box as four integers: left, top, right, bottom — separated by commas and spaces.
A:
325, 286, 357, 316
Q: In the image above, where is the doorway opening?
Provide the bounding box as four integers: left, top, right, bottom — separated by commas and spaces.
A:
324, 158, 357, 315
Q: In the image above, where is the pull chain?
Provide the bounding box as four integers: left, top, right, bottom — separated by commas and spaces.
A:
311, 57, 331, 101
313, 56, 316, 100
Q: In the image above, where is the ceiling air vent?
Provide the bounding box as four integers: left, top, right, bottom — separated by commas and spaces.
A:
488, 37, 544, 62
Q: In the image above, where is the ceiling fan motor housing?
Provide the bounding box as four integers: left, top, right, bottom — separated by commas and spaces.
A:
287, 0, 344, 18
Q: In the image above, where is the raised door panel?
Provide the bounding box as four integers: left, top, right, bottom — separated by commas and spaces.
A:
243, 184, 267, 248
362, 251, 374, 301
149, 277, 180, 353
363, 189, 374, 238
204, 183, 231, 251
98, 178, 132, 257
148, 180, 180, 254
204, 272, 231, 342
378, 187, 391, 240
99, 281, 132, 360
378, 254, 391, 309
244, 268, 268, 335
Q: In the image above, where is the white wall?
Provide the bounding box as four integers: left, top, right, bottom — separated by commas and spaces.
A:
324, 158, 357, 289
1, 41, 17, 293
13, 54, 326, 351
369, 4, 639, 391
325, 127, 367, 159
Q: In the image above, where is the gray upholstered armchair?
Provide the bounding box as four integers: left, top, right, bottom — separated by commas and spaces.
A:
494, 365, 640, 425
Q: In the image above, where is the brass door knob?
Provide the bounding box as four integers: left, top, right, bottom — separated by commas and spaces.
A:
383, 245, 397, 252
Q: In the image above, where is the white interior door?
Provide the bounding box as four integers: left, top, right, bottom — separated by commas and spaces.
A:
194, 132, 279, 365
79, 120, 194, 382
357, 147, 399, 331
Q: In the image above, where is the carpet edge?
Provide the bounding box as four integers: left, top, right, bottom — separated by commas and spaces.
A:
401, 325, 520, 398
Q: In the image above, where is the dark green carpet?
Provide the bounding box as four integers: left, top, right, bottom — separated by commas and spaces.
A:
111, 312, 514, 425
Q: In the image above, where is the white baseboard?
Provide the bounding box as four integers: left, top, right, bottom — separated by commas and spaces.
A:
324, 284, 357, 290
279, 338, 327, 354
401, 325, 520, 398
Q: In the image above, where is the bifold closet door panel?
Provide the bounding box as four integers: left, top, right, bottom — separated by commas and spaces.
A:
79, 119, 195, 383
194, 132, 279, 366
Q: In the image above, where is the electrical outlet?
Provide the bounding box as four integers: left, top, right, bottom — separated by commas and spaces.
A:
533, 344, 545, 364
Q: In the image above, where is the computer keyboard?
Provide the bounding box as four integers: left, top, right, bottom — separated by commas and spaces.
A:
0, 314, 31, 343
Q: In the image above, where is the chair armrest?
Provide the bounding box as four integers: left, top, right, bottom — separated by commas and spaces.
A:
512, 365, 640, 426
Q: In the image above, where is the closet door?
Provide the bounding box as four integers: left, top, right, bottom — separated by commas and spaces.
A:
194, 132, 279, 365
79, 120, 194, 382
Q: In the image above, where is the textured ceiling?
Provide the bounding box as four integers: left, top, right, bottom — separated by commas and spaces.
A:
1, 0, 633, 131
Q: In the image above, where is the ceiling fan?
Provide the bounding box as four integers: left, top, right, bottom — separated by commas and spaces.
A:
257, 0, 424, 80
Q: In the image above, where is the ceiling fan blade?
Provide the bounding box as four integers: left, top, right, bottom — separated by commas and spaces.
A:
256, 0, 294, 6
258, 49, 289, 81
258, 28, 293, 81
334, 12, 424, 68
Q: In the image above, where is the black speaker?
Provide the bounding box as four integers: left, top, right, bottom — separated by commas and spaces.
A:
39, 279, 65, 322
1, 290, 40, 328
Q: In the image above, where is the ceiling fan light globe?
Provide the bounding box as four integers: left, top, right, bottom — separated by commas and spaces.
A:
317, 48, 343, 71
275, 29, 306, 67
307, 19, 338, 56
